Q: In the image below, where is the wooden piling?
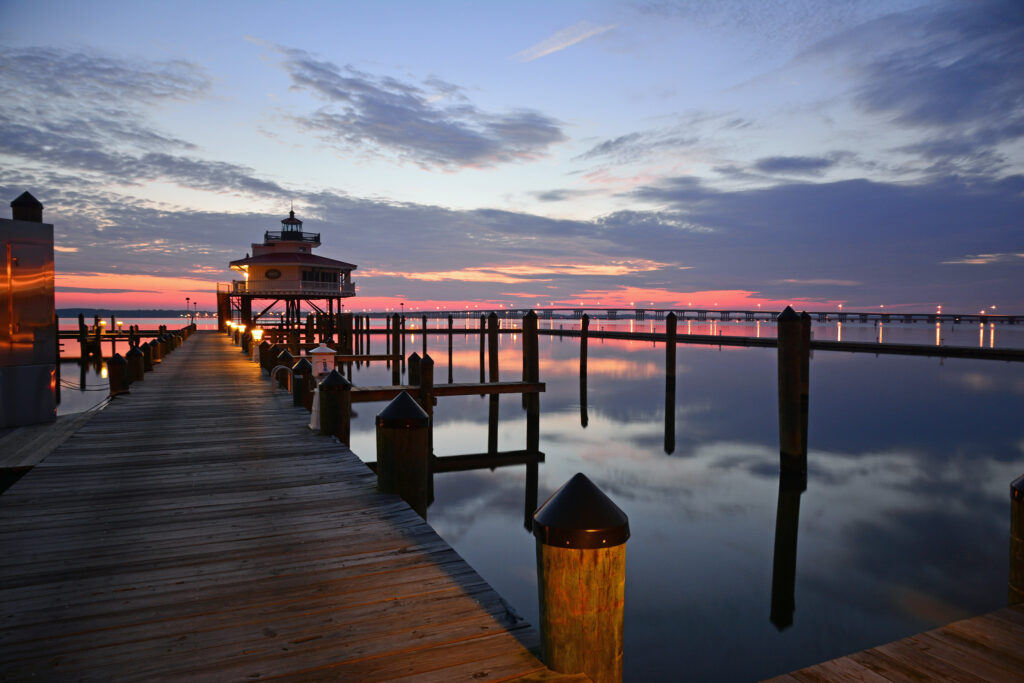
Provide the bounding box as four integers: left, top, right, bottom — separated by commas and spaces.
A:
125, 346, 144, 383
292, 358, 312, 409
777, 306, 807, 474
108, 354, 129, 396
318, 370, 352, 445
275, 349, 294, 390
376, 391, 431, 519
523, 311, 539, 449
1011, 475, 1024, 605
488, 311, 499, 382
580, 315, 589, 428
534, 473, 629, 683
479, 314, 486, 384
422, 314, 428, 356
141, 341, 153, 372
448, 314, 454, 384
390, 313, 401, 385
665, 312, 677, 390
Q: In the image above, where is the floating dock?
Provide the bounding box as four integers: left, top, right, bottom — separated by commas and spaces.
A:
0, 331, 583, 681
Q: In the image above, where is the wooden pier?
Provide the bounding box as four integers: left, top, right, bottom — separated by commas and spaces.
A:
0, 331, 583, 681
764, 605, 1024, 681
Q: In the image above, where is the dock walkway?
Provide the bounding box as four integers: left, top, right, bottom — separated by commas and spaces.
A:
0, 331, 581, 681
765, 605, 1024, 681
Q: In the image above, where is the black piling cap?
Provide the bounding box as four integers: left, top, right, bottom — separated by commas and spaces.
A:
319, 369, 351, 391
376, 391, 429, 429
292, 358, 313, 373
533, 472, 630, 549
277, 349, 294, 365
109, 353, 127, 367
800, 311, 811, 321
125, 346, 143, 359
259, 340, 271, 350
777, 306, 799, 322
1012, 475, 1024, 501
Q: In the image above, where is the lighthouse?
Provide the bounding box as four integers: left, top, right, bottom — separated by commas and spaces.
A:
218, 209, 357, 331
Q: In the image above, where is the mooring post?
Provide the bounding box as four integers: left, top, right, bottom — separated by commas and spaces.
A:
534, 473, 629, 683
420, 314, 427, 356
447, 314, 454, 384
287, 329, 299, 355
241, 331, 251, 356
141, 341, 153, 372
276, 349, 294, 390
1010, 475, 1024, 605
386, 315, 391, 363
665, 312, 677, 390
777, 306, 806, 474
408, 352, 422, 387
419, 353, 434, 420
125, 346, 144, 383
376, 391, 432, 519
391, 313, 401, 385
292, 358, 312, 409
799, 311, 811, 455
580, 314, 589, 428
479, 314, 486, 384
108, 353, 129, 396
523, 311, 539, 446
488, 311, 499, 382
318, 370, 352, 445
365, 315, 371, 355
401, 315, 406, 356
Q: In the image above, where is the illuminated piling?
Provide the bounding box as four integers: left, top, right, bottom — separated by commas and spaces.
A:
534, 473, 629, 683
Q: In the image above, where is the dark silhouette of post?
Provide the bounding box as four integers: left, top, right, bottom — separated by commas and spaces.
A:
664, 383, 675, 455
421, 314, 428, 356
1011, 475, 1024, 604
534, 473, 629, 683
108, 354, 128, 396
580, 314, 589, 428
523, 311, 540, 451
487, 392, 499, 455
665, 312, 677, 391
291, 358, 312, 409
318, 370, 351, 445
479, 314, 486, 384
447, 314, 454, 384
340, 312, 354, 355
777, 306, 809, 474
770, 472, 806, 630
408, 352, 421, 387
488, 311, 499, 382
376, 391, 431, 519
125, 346, 144, 384
525, 460, 539, 532
390, 313, 401, 385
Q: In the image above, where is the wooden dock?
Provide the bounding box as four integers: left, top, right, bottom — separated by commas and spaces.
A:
0, 331, 584, 681
764, 605, 1024, 681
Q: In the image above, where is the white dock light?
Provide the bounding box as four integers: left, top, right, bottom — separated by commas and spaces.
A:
310, 342, 336, 378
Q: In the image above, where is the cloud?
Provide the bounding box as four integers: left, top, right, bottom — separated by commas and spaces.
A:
754, 155, 839, 176
513, 20, 617, 62
576, 130, 699, 164
777, 278, 861, 286
0, 46, 284, 197
56, 286, 158, 294
275, 47, 565, 169
941, 253, 1024, 265
529, 188, 596, 202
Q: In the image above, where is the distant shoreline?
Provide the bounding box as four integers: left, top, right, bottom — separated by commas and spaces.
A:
57, 309, 211, 317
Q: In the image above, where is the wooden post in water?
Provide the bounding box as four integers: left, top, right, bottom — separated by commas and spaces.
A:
401, 315, 406, 356
777, 306, 808, 474
421, 314, 428, 356
376, 391, 431, 519
1010, 475, 1024, 605
665, 312, 677, 391
523, 310, 540, 449
141, 341, 153, 372
488, 311, 499, 382
580, 314, 589, 428
534, 473, 629, 683
390, 313, 401, 385
479, 314, 486, 384
365, 315, 371, 355
340, 313, 353, 355
447, 314, 454, 384
318, 370, 352, 445
408, 352, 422, 389
108, 353, 129, 396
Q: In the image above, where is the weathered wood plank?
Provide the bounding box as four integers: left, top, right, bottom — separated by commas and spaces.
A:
0, 331, 558, 680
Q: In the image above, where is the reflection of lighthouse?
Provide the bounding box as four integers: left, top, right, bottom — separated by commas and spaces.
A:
218, 209, 357, 330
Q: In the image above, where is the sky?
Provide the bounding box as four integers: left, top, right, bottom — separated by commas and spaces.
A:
1, 0, 1022, 313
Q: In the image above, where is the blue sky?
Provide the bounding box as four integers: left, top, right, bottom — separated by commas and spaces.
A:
1, 0, 1021, 311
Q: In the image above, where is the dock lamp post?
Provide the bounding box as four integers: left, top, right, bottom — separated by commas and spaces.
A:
250, 328, 264, 362
186, 296, 190, 322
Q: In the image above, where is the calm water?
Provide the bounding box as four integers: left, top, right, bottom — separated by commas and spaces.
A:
60, 317, 1024, 680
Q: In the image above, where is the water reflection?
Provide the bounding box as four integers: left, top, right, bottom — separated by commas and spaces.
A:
294, 326, 1023, 681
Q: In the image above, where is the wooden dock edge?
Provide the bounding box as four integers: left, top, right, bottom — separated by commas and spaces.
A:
762, 604, 1024, 681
